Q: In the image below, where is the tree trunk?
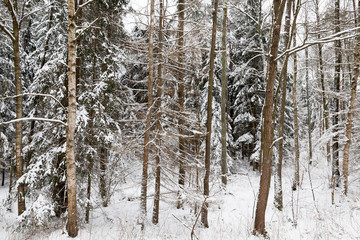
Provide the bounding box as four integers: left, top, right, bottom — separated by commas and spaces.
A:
99, 147, 108, 207
177, 0, 186, 209
332, 0, 341, 187
314, 0, 331, 164
201, 0, 218, 228
292, 29, 300, 191
140, 0, 155, 229
220, 0, 228, 188
66, 0, 78, 236
254, 0, 286, 235
305, 47, 312, 164
3, 0, 26, 216
343, 0, 360, 195
274, 0, 292, 211
153, 0, 164, 224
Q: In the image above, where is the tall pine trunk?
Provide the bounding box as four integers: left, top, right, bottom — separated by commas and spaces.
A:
332, 0, 341, 187
66, 0, 78, 236
220, 0, 228, 188
2, 0, 26, 216
254, 0, 286, 235
201, 0, 218, 228
315, 0, 330, 164
177, 0, 186, 209
140, 0, 155, 229
153, 0, 164, 224
343, 0, 360, 195
292, 28, 300, 190
274, 0, 292, 211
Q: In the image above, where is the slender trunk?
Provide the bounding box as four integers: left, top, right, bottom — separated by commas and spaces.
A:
274, 0, 292, 211
140, 0, 155, 229
86, 30, 98, 222
332, 0, 341, 187
152, 0, 164, 224
292, 29, 300, 191
99, 147, 108, 207
177, 0, 186, 208
220, 0, 228, 188
66, 0, 78, 236
343, 0, 360, 195
201, 0, 218, 228
254, 0, 286, 235
13, 6, 26, 217
305, 47, 312, 164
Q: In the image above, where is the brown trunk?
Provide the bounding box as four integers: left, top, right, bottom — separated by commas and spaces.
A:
254, 0, 286, 235
140, 0, 155, 229
343, 0, 360, 195
274, 0, 292, 211
2, 0, 26, 216
177, 0, 186, 204
332, 0, 341, 187
305, 47, 312, 164
85, 28, 98, 223
220, 0, 228, 188
152, 0, 164, 225
315, 0, 331, 164
201, 0, 218, 228
66, 0, 78, 236
292, 29, 300, 191
99, 147, 108, 207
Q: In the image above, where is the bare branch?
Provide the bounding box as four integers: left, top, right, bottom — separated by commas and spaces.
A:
0, 118, 67, 126
276, 26, 360, 60
0, 22, 15, 41
0, 93, 65, 109
75, 0, 97, 17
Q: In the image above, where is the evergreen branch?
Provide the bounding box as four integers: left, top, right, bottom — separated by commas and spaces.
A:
0, 93, 65, 109
0, 118, 67, 126
75, 18, 99, 41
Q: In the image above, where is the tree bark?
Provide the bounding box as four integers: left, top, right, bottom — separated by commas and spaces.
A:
292, 28, 300, 191
314, 0, 331, 164
201, 0, 218, 228
343, 0, 360, 195
220, 0, 228, 188
66, 0, 78, 236
274, 0, 292, 211
140, 0, 155, 229
4, 0, 27, 216
305, 47, 312, 164
253, 0, 286, 235
177, 0, 186, 209
153, 0, 164, 225
332, 0, 341, 187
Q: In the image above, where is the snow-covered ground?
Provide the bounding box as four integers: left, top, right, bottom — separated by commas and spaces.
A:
1, 152, 360, 239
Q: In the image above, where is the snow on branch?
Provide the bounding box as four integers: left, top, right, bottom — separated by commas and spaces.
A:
75, 0, 97, 17
276, 26, 360, 60
76, 18, 99, 41
0, 118, 67, 126
0, 22, 15, 41
0, 93, 65, 109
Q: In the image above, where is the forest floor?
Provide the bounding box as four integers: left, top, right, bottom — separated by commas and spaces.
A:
1, 151, 360, 239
